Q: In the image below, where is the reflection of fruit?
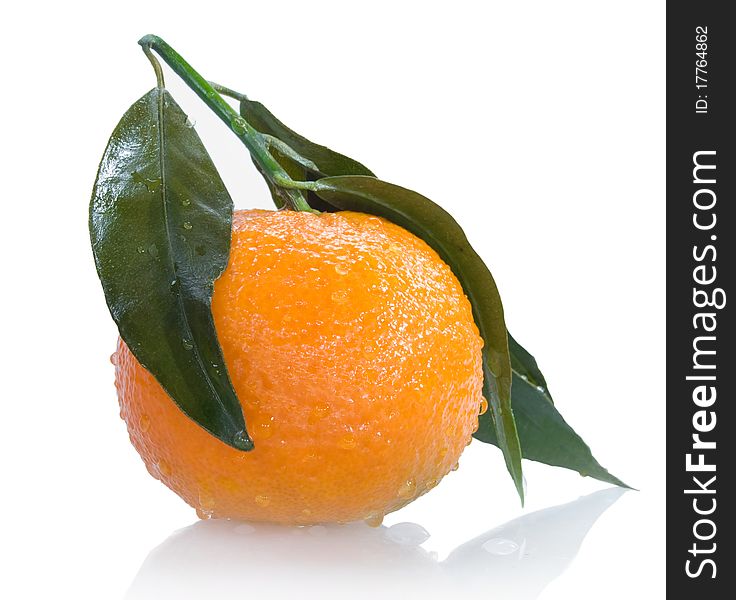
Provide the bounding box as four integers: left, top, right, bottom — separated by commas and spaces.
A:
114, 209, 484, 524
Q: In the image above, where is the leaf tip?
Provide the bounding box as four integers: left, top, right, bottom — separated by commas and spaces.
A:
514, 475, 525, 507
232, 429, 255, 452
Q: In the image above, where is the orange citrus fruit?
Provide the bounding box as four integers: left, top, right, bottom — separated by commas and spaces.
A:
114, 209, 484, 524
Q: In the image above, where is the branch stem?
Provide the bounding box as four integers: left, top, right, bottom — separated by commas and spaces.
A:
138, 35, 315, 213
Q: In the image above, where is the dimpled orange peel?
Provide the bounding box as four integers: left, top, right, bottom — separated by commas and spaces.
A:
114, 209, 485, 524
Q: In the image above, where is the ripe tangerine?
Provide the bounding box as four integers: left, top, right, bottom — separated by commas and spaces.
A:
114, 209, 484, 524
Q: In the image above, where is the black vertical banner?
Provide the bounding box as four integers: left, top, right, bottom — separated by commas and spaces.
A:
667, 3, 734, 596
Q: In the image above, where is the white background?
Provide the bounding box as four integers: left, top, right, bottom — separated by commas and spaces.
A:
1, 1, 664, 598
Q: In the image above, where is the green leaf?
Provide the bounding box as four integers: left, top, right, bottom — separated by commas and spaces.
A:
240, 99, 375, 178
90, 88, 252, 452
508, 333, 554, 404
476, 338, 629, 488
240, 99, 374, 211
313, 175, 525, 502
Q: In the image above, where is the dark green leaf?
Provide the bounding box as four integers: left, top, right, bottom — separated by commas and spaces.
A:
476, 372, 629, 488
240, 99, 374, 211
313, 175, 524, 502
240, 99, 375, 178
508, 333, 554, 404
90, 88, 251, 451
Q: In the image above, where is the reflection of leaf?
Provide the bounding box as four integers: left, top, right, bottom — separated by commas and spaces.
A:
313, 175, 524, 502
90, 88, 251, 451
444, 488, 627, 599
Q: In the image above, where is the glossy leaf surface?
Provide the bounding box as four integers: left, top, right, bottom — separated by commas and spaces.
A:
90, 88, 251, 451
313, 175, 524, 501
476, 344, 628, 488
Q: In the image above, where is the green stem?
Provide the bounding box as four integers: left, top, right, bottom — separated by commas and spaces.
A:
142, 46, 165, 89
138, 35, 315, 213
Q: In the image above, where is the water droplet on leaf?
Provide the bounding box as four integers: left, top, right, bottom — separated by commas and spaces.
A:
232, 117, 248, 135
233, 430, 254, 450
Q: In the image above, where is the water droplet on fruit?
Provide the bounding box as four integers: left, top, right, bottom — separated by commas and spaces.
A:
308, 403, 330, 424
425, 478, 439, 491
256, 415, 275, 440
334, 263, 349, 276
386, 522, 430, 546
397, 479, 417, 499
254, 494, 271, 507
136, 246, 146, 254
183, 221, 193, 230
139, 414, 151, 432
536, 385, 545, 393
185, 116, 196, 128
479, 396, 489, 415
182, 339, 193, 351
451, 462, 460, 472
364, 513, 384, 527
339, 433, 356, 450
482, 538, 519, 555
199, 488, 216, 510
331, 289, 348, 303
156, 460, 171, 478
195, 508, 212, 520
109, 352, 118, 365
181, 197, 191, 206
